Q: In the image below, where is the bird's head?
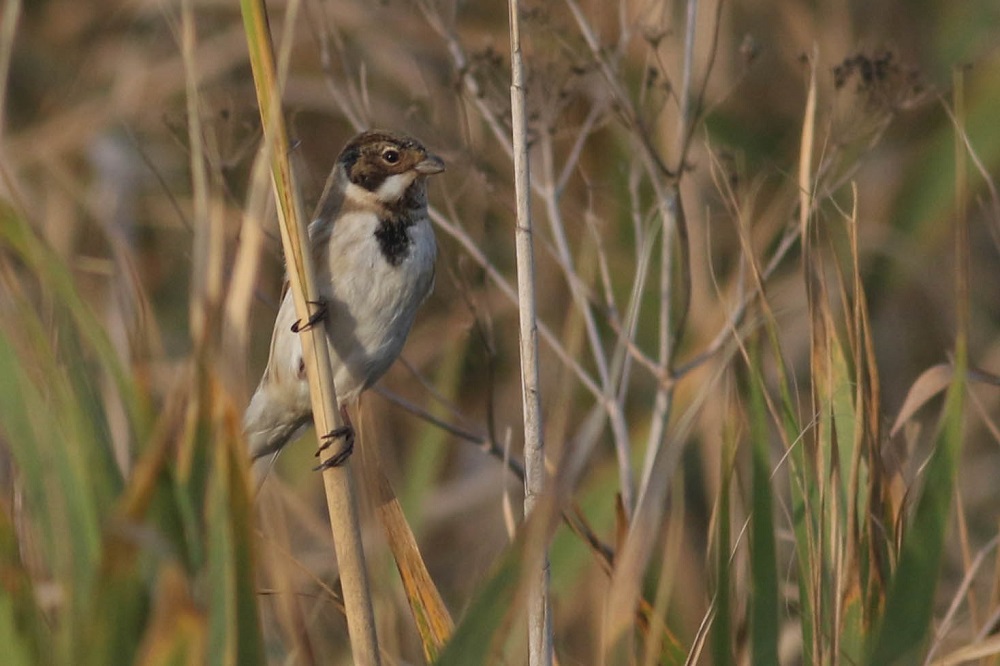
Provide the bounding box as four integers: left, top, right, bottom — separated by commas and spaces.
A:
337, 130, 445, 208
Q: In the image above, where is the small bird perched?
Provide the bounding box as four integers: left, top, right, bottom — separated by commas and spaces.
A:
244, 130, 443, 469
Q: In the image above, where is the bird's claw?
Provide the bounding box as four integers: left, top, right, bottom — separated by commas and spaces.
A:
291, 300, 328, 333
313, 424, 355, 470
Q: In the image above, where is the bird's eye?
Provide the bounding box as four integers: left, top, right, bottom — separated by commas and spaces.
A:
382, 149, 400, 164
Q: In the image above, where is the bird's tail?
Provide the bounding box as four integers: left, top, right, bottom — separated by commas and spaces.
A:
242, 381, 311, 461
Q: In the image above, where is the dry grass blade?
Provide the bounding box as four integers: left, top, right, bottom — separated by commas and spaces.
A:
924, 535, 999, 663
132, 564, 206, 665
358, 421, 454, 661
890, 364, 954, 438
927, 633, 1000, 666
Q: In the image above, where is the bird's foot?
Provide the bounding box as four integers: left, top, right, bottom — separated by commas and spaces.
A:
291, 299, 328, 333
313, 424, 355, 470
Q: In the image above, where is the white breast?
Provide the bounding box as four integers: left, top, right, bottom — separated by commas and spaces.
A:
319, 209, 436, 401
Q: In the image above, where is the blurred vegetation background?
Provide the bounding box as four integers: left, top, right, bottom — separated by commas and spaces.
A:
1, 0, 1000, 663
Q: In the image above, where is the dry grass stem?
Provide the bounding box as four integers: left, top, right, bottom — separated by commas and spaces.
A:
507, 0, 552, 663
239, 0, 378, 662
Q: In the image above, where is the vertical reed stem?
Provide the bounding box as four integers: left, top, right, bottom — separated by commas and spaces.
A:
507, 0, 551, 663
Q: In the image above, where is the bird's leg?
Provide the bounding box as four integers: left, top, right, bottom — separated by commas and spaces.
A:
291, 299, 328, 333
314, 404, 355, 470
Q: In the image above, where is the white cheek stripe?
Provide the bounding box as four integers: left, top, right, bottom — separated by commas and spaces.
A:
344, 174, 416, 206
376, 173, 415, 202
345, 182, 377, 206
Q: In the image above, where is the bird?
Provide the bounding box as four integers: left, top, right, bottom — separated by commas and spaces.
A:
243, 130, 443, 470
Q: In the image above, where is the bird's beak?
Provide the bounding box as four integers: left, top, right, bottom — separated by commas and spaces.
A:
414, 153, 446, 175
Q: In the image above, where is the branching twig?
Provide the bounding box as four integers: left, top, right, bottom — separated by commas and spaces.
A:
539, 131, 634, 511
428, 205, 604, 400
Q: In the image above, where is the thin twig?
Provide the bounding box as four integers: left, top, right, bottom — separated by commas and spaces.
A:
428, 205, 604, 400
305, 0, 367, 132
539, 130, 633, 511
374, 386, 626, 573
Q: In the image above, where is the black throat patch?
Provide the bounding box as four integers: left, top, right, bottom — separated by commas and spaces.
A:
374, 210, 414, 267
373, 180, 426, 267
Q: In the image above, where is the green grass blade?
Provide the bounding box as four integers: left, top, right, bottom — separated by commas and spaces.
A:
434, 538, 524, 665
0, 597, 36, 666
866, 67, 971, 666
205, 413, 265, 666
0, 201, 151, 447
0, 504, 50, 666
865, 371, 964, 664
0, 325, 103, 652
746, 344, 779, 665
710, 419, 735, 666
